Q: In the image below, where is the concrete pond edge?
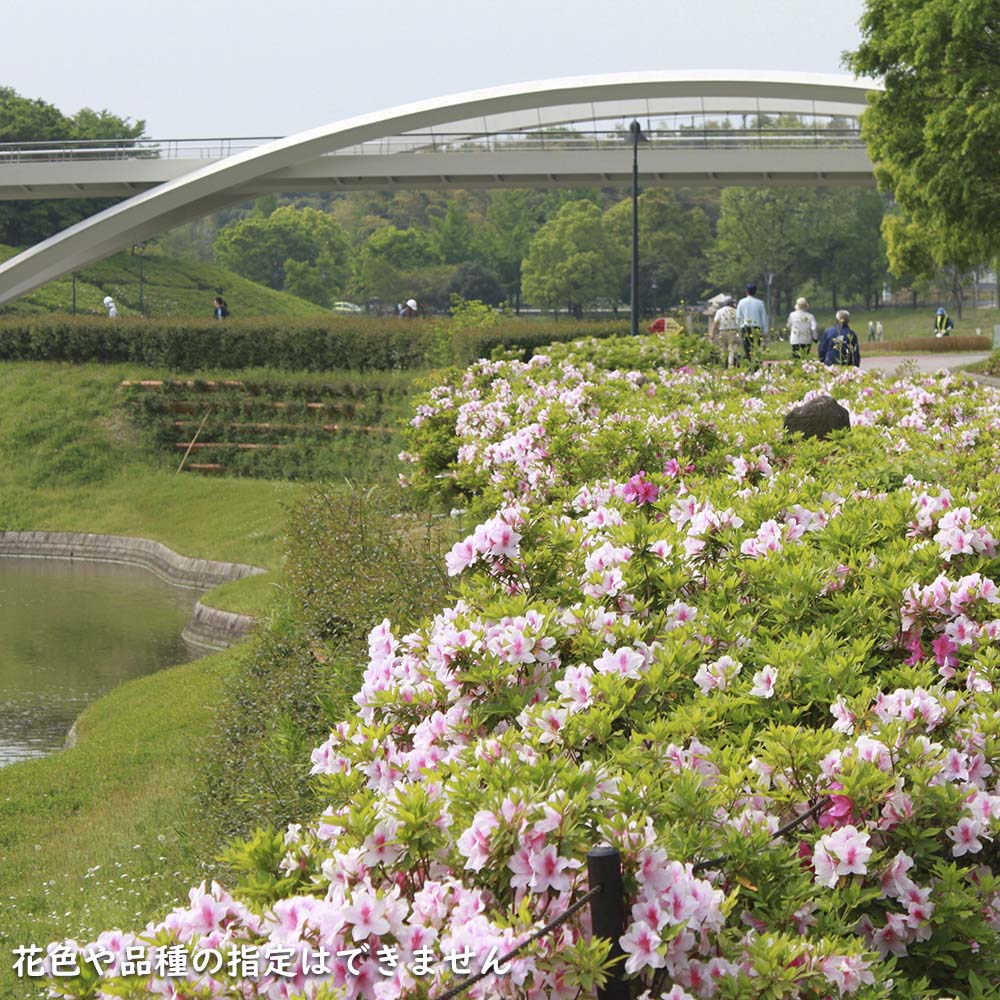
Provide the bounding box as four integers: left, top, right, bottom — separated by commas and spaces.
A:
0, 530, 266, 651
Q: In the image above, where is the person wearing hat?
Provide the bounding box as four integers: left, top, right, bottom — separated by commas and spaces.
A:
934, 307, 954, 338
400, 298, 418, 319
736, 283, 769, 370
818, 309, 860, 367
787, 296, 818, 359
103, 295, 119, 318
709, 294, 740, 368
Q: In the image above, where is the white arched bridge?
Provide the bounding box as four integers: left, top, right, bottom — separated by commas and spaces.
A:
0, 70, 879, 305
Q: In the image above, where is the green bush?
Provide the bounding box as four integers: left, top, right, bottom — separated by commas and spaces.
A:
195, 482, 458, 847
0, 316, 632, 371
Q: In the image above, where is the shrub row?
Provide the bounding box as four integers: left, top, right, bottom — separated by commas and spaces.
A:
195, 483, 457, 846
873, 333, 988, 353
0, 318, 436, 371
0, 316, 629, 371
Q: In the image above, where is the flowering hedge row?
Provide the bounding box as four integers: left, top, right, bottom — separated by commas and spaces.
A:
43, 342, 1000, 999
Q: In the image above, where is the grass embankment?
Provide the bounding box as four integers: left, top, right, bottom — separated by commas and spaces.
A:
0, 361, 304, 613
0, 361, 296, 997
0, 647, 244, 999
0, 357, 428, 996
0, 243, 326, 319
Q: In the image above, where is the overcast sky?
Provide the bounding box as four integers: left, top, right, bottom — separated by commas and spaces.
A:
7, 0, 868, 138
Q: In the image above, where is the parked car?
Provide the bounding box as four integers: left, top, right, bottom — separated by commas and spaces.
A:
332, 301, 365, 314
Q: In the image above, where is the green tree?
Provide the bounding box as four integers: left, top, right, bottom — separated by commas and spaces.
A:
604, 189, 712, 311
430, 201, 476, 264
847, 0, 1000, 261
361, 225, 440, 270
521, 200, 622, 316
350, 225, 445, 311
446, 261, 505, 306
213, 206, 351, 304
707, 189, 809, 315
882, 212, 990, 318
476, 190, 543, 311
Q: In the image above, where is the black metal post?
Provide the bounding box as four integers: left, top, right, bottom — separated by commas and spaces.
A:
630, 120, 641, 337
587, 847, 629, 1000
136, 244, 145, 313
71, 272, 76, 316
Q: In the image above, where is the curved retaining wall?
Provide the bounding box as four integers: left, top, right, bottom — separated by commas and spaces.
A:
0, 530, 265, 649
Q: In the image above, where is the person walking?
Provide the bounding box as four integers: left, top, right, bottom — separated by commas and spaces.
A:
213, 296, 229, 319
736, 283, 769, 370
709, 295, 740, 368
400, 298, 418, 319
818, 309, 860, 367
876, 319, 883, 342
934, 307, 954, 338
787, 297, 818, 359
103, 296, 118, 318
868, 320, 876, 342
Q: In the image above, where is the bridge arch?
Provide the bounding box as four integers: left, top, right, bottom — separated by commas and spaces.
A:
0, 70, 879, 305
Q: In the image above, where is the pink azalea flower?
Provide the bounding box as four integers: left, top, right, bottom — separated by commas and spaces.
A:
946, 817, 985, 857
620, 920, 665, 974
813, 826, 872, 887
749, 666, 778, 698
623, 471, 660, 506
527, 846, 581, 894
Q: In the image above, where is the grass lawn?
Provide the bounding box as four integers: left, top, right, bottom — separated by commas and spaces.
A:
0, 356, 424, 997
0, 361, 306, 614
0, 360, 310, 996
0, 647, 244, 999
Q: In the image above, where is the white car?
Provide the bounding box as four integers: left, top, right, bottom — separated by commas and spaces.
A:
332, 301, 365, 314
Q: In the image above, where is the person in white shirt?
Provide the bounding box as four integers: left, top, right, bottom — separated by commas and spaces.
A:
709, 295, 740, 368
787, 297, 818, 359
736, 283, 769, 369
103, 296, 119, 318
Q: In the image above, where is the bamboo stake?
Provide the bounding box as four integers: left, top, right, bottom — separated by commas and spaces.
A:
175, 411, 211, 474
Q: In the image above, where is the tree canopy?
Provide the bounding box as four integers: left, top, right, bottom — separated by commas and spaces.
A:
847, 0, 1000, 259
213, 206, 351, 305
521, 200, 622, 316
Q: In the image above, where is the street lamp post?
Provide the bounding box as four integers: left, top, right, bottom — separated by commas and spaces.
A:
629, 120, 648, 336
133, 243, 145, 313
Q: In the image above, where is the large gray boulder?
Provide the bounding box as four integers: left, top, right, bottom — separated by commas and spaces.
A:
783, 395, 851, 440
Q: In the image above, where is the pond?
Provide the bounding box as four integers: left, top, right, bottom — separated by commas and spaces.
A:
0, 558, 199, 768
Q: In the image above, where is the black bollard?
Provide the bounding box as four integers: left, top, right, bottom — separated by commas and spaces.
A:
586, 846, 629, 1000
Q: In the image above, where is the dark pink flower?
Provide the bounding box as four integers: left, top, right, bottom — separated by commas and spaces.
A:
623, 471, 660, 506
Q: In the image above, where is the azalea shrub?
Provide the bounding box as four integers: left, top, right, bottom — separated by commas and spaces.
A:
39, 347, 1000, 1000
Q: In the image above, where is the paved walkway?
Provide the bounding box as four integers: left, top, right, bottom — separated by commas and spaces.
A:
862, 352, 992, 375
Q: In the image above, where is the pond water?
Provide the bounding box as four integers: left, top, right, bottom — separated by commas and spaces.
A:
0, 558, 199, 768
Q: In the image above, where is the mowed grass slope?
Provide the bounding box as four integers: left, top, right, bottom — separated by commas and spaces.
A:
0, 243, 327, 319
0, 361, 300, 997
0, 361, 302, 611
0, 647, 244, 1000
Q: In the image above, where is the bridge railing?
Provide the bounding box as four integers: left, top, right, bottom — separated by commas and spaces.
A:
330, 125, 866, 156
0, 126, 865, 164
0, 137, 279, 163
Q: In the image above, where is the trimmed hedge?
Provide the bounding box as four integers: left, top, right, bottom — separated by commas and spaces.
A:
871, 333, 989, 354
0, 316, 629, 371
0, 317, 435, 371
